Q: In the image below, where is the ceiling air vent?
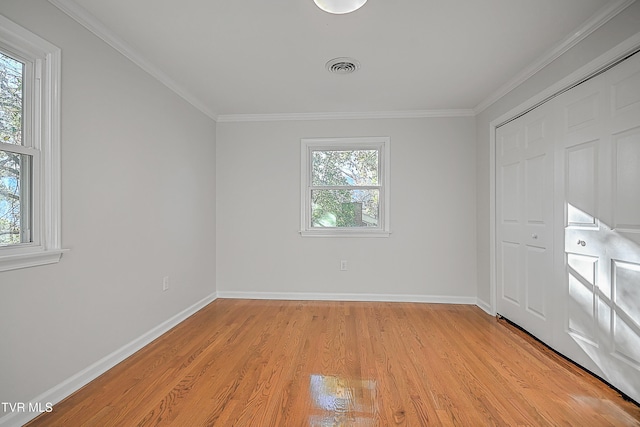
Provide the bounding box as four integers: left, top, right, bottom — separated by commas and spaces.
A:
326, 57, 360, 74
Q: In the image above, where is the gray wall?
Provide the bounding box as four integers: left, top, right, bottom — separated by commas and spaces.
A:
0, 0, 217, 416
216, 117, 477, 300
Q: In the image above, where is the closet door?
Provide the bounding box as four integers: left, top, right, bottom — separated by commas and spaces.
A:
496, 104, 555, 343
556, 51, 640, 403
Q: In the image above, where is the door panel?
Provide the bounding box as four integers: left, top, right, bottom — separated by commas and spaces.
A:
557, 51, 640, 402
611, 67, 640, 115
501, 162, 520, 223
613, 129, 640, 232
525, 245, 547, 318
501, 241, 520, 304
612, 260, 640, 368
525, 117, 546, 150
496, 106, 554, 342
602, 52, 640, 401
566, 93, 599, 131
525, 154, 546, 223
566, 253, 599, 346
566, 142, 598, 227
556, 65, 612, 381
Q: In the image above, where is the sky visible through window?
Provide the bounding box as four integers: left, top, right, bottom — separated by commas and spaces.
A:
0, 51, 24, 245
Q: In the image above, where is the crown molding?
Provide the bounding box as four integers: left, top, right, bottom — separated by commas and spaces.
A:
216, 109, 475, 123
48, 0, 635, 123
473, 0, 636, 115
42, 1, 473, 124
47, 0, 219, 121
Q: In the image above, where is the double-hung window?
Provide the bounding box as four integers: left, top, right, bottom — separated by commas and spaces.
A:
300, 137, 390, 237
0, 15, 63, 271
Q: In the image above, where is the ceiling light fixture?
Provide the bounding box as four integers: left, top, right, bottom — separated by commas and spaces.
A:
314, 0, 367, 14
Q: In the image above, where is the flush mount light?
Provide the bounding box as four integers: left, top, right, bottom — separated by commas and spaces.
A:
314, 0, 367, 14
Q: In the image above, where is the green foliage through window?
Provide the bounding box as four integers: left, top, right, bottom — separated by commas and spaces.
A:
310, 149, 380, 228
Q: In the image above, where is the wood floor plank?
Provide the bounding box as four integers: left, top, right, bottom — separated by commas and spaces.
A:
25, 299, 640, 426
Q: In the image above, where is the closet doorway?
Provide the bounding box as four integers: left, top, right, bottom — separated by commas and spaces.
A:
496, 50, 640, 403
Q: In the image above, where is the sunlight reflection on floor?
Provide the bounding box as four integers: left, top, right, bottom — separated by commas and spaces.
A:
309, 374, 377, 426
571, 395, 640, 426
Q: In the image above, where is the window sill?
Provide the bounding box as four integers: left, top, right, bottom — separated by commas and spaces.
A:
0, 248, 69, 272
299, 230, 391, 238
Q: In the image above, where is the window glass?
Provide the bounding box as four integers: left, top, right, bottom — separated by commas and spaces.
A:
0, 150, 30, 245
311, 188, 379, 228
0, 52, 23, 146
0, 50, 30, 246
311, 150, 378, 186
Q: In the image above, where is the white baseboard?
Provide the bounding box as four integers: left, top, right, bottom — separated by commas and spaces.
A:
476, 298, 493, 315
0, 292, 217, 427
216, 290, 477, 305
1, 291, 481, 426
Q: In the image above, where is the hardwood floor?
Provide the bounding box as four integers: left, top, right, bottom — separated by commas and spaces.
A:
26, 299, 640, 426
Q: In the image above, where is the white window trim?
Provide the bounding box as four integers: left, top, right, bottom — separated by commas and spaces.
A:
0, 14, 66, 272
300, 137, 390, 238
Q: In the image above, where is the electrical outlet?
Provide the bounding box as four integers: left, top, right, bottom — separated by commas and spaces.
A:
162, 276, 169, 291
340, 260, 348, 271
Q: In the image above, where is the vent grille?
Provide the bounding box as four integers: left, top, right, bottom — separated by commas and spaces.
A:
326, 57, 360, 74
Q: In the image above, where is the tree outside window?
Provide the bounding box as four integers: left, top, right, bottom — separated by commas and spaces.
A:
301, 137, 390, 237
0, 51, 25, 245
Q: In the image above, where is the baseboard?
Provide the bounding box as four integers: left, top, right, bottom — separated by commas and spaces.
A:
0, 292, 217, 427
216, 290, 477, 305
1, 291, 477, 426
476, 298, 493, 315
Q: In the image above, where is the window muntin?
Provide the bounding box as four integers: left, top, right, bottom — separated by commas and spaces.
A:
301, 137, 390, 237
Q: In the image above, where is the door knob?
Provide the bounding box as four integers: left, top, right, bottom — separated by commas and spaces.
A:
577, 240, 586, 246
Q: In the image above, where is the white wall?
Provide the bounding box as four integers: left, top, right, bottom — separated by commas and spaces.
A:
0, 0, 216, 419
475, 2, 640, 308
216, 117, 477, 300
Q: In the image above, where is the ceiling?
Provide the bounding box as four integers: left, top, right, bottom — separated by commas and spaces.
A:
52, 0, 624, 119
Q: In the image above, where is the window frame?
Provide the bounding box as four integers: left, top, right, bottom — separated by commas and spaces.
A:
300, 137, 390, 237
0, 14, 64, 272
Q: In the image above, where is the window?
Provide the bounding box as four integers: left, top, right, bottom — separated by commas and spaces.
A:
0, 52, 28, 245
0, 15, 63, 272
300, 137, 390, 237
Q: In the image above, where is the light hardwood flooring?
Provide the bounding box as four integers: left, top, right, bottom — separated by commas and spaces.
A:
26, 299, 640, 426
